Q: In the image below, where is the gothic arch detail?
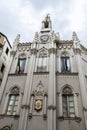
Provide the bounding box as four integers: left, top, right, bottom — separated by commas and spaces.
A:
37, 47, 49, 57
1, 126, 11, 130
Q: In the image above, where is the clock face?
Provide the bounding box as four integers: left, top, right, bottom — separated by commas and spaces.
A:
40, 35, 49, 42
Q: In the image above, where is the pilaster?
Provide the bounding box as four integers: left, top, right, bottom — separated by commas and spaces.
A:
18, 45, 36, 130
75, 48, 87, 129
47, 43, 56, 130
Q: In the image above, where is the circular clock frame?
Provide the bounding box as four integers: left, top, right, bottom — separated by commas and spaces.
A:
40, 35, 49, 42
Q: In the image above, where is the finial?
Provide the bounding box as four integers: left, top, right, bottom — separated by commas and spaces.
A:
14, 34, 20, 43
72, 31, 79, 41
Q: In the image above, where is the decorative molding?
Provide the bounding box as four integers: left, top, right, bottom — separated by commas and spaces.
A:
48, 48, 57, 54
21, 105, 30, 109
48, 105, 56, 110
33, 72, 49, 75
56, 71, 78, 76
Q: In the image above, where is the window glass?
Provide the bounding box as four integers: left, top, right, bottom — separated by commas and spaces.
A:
61, 57, 70, 72
1, 64, 5, 73
5, 47, 9, 55
37, 56, 47, 72
16, 58, 26, 74
6, 94, 19, 115
62, 87, 75, 118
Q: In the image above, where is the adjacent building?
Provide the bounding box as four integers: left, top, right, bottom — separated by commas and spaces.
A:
0, 15, 87, 130
0, 32, 12, 86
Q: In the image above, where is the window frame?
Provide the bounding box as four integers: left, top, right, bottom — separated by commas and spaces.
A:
6, 87, 19, 116
62, 87, 75, 118
16, 58, 26, 74
37, 50, 48, 72
61, 56, 71, 73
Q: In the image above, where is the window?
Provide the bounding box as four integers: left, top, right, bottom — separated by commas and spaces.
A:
1, 64, 5, 73
37, 50, 47, 72
6, 87, 19, 115
61, 57, 70, 72
62, 87, 75, 118
5, 47, 9, 55
16, 58, 26, 74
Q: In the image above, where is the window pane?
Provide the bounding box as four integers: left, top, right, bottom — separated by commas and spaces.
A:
16, 58, 26, 73
20, 58, 26, 73
10, 95, 16, 100
61, 57, 70, 72
37, 57, 47, 72
9, 100, 14, 105
7, 106, 13, 111
7, 111, 11, 115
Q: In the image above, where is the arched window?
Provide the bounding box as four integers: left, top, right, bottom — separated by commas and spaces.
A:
6, 87, 19, 115
37, 49, 48, 72
61, 52, 71, 72
62, 87, 75, 118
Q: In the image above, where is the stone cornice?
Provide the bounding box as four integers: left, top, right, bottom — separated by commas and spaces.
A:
56, 72, 78, 76
33, 72, 49, 75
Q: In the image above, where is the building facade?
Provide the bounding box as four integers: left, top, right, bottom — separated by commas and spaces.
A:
0, 32, 12, 87
0, 15, 87, 130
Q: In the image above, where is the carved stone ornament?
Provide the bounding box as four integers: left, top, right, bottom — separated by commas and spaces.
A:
34, 99, 42, 111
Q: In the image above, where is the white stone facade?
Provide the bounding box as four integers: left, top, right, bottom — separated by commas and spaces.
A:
0, 15, 87, 130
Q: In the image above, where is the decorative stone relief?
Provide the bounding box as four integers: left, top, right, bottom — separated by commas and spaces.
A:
29, 81, 47, 118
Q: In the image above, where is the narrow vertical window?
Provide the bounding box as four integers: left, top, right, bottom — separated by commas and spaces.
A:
1, 64, 5, 73
6, 87, 19, 115
16, 58, 26, 74
5, 47, 9, 55
37, 50, 48, 72
62, 87, 75, 118
61, 57, 70, 72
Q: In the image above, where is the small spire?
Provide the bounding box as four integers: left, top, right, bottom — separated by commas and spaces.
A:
13, 34, 20, 51
13, 34, 20, 43
72, 31, 79, 41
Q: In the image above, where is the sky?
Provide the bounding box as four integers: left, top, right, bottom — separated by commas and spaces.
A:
0, 0, 87, 47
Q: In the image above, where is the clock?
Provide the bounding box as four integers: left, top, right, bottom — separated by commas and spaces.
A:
40, 35, 49, 42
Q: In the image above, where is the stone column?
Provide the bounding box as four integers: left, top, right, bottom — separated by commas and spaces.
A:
2, 93, 9, 114
70, 56, 73, 72
58, 56, 61, 72
43, 94, 47, 117
59, 93, 63, 117
18, 47, 36, 130
48, 44, 56, 130
29, 94, 34, 117
16, 93, 23, 115
74, 94, 79, 117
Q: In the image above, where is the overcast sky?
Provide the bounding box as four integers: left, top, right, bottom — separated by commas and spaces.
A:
0, 0, 87, 47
